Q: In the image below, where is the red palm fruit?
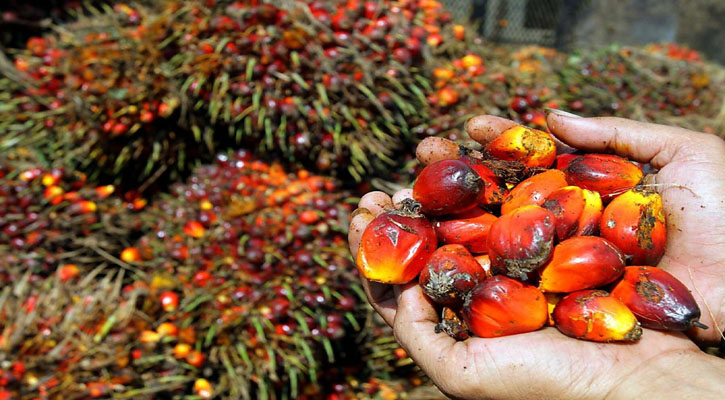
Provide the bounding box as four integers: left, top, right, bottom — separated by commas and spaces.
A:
611, 266, 705, 331
159, 291, 179, 312
600, 188, 666, 266
461, 276, 547, 338
501, 170, 568, 215
435, 307, 470, 340
553, 290, 642, 342
487, 205, 556, 280
94, 185, 115, 199
460, 156, 508, 205
542, 186, 603, 241
561, 154, 643, 201
356, 200, 437, 284
419, 244, 485, 307
474, 255, 494, 279
186, 350, 205, 368
413, 159, 483, 216
555, 153, 578, 170
539, 236, 625, 293
434, 208, 497, 253
486, 125, 557, 168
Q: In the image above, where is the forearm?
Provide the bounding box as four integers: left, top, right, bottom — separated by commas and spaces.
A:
607, 349, 725, 399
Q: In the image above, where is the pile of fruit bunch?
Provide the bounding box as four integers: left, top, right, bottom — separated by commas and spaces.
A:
2, 0, 493, 188
1, 3, 197, 187
556, 46, 724, 133
357, 124, 706, 343
0, 160, 140, 285
169, 0, 489, 180
101, 150, 381, 399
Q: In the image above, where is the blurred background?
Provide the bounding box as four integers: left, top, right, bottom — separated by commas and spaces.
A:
0, 1, 722, 399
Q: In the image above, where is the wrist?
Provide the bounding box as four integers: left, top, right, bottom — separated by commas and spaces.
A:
607, 349, 725, 399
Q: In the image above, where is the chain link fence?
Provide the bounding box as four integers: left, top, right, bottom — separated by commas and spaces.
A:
441, 0, 577, 47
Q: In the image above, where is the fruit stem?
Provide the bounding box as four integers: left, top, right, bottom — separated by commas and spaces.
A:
692, 321, 710, 330
398, 198, 422, 215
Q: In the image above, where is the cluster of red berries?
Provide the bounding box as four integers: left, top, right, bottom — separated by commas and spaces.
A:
357, 125, 705, 342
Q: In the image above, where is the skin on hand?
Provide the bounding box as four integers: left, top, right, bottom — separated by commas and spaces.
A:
349, 114, 725, 400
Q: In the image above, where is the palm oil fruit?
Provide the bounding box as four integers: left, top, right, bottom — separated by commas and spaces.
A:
539, 236, 625, 293
561, 154, 643, 201
487, 205, 556, 280
357, 199, 437, 284
542, 186, 602, 241
435, 307, 470, 340
462, 276, 548, 338
460, 155, 509, 205
611, 266, 705, 331
419, 244, 485, 307
413, 159, 483, 216
486, 125, 557, 168
554, 290, 642, 342
500, 170, 568, 215
600, 187, 666, 266
474, 254, 494, 279
434, 208, 497, 253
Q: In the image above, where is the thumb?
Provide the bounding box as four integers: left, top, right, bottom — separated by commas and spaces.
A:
546, 112, 705, 169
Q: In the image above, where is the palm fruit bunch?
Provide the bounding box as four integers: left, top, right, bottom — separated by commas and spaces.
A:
167, 0, 488, 180
1, 0, 492, 188
356, 124, 707, 343
556, 46, 724, 133
0, 159, 139, 285
2, 4, 194, 187
100, 151, 378, 399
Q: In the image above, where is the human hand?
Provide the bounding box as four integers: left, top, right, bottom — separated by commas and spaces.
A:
348, 114, 725, 399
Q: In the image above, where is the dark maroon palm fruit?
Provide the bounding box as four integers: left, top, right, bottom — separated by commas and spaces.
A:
413, 159, 483, 216
419, 244, 485, 307
611, 266, 706, 331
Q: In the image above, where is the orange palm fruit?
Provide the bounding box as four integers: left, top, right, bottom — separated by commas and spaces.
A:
159, 291, 179, 312
501, 170, 568, 215
553, 290, 642, 342
452, 24, 466, 40
611, 266, 705, 331
419, 244, 486, 307
542, 186, 603, 241
357, 200, 437, 284
437, 87, 459, 106
460, 155, 509, 205
183, 220, 206, 238
600, 188, 666, 266
560, 154, 643, 201
539, 236, 625, 293
186, 350, 205, 367
433, 67, 456, 81
156, 322, 178, 338
474, 254, 494, 279
57, 264, 80, 283
434, 208, 497, 253
461, 54, 483, 69
194, 378, 213, 399
435, 307, 470, 340
413, 159, 483, 216
120, 247, 141, 263
94, 185, 115, 199
486, 125, 557, 168
173, 343, 191, 359
487, 205, 556, 280
462, 276, 548, 338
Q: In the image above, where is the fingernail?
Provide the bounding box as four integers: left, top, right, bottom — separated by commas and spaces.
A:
545, 108, 583, 119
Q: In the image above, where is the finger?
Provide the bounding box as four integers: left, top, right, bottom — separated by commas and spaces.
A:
348, 208, 374, 255
416, 137, 460, 165
359, 191, 393, 217
546, 112, 709, 168
362, 278, 397, 326
465, 115, 517, 144
466, 114, 576, 154
392, 283, 463, 387
392, 189, 413, 209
